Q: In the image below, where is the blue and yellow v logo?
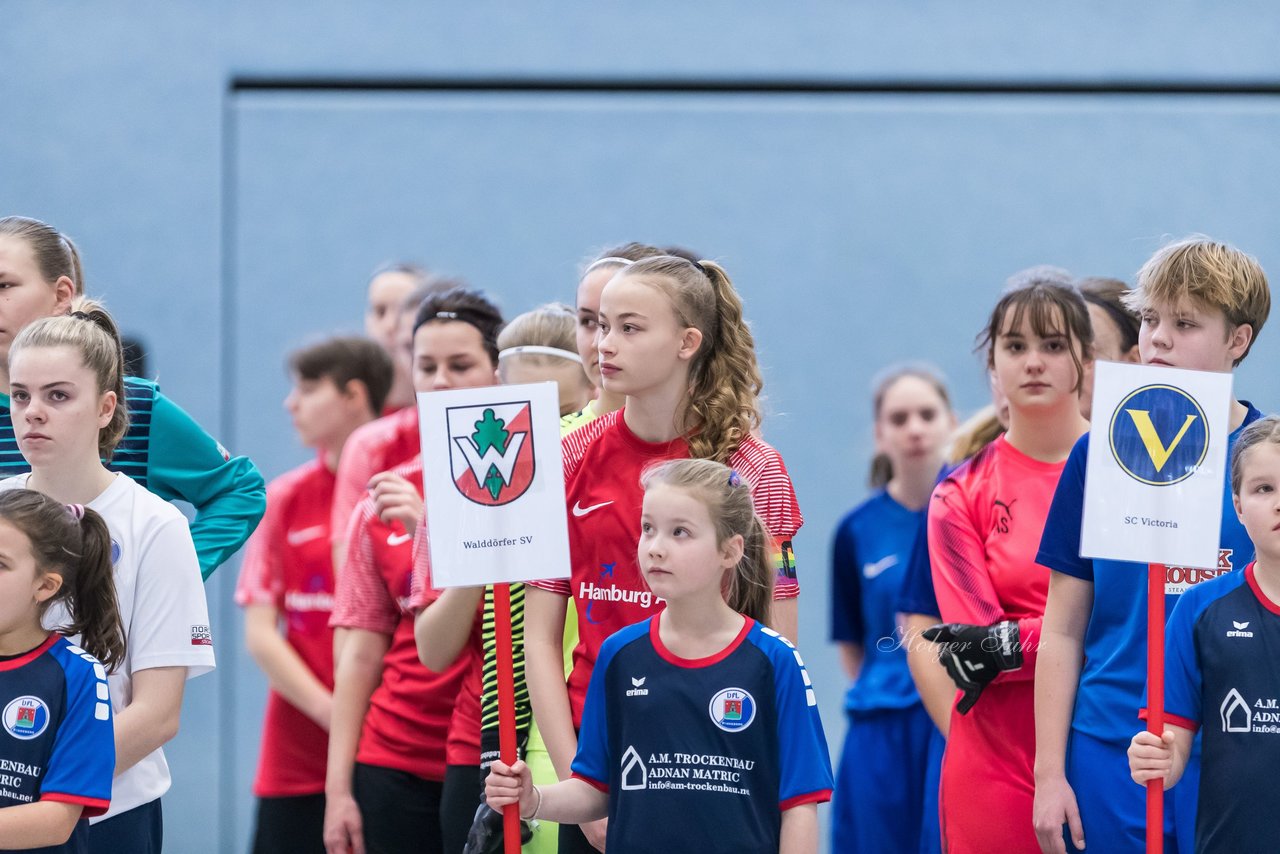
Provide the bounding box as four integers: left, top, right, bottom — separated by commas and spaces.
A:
1125, 409, 1198, 473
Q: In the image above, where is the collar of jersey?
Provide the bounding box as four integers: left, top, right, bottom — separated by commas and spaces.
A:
649, 612, 754, 669
0, 633, 58, 671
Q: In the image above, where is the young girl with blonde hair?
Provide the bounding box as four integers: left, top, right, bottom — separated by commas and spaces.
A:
490, 459, 830, 853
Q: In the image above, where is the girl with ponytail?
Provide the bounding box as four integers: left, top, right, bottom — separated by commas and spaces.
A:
524, 255, 803, 852
0, 490, 121, 852
489, 459, 832, 854
0, 215, 265, 581
0, 301, 215, 853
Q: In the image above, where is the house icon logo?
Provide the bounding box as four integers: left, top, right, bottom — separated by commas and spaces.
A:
1220, 688, 1252, 733
621, 745, 647, 790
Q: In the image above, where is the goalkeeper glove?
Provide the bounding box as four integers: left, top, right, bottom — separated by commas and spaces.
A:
922, 620, 1023, 714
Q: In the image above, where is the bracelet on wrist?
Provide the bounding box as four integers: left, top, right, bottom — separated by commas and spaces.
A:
522, 784, 542, 821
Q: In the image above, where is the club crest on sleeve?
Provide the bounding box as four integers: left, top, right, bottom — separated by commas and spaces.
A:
446, 403, 536, 506
3, 696, 50, 740
1108, 384, 1209, 486
709, 688, 755, 732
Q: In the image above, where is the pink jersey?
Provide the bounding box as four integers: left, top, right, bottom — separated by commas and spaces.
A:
928, 434, 1065, 853
235, 456, 335, 797
528, 410, 802, 727
329, 406, 420, 545
330, 460, 471, 780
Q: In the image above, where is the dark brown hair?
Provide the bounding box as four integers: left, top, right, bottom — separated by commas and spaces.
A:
0, 216, 85, 295
1079, 276, 1140, 354
977, 279, 1094, 393
413, 287, 505, 366
289, 336, 394, 416
0, 490, 124, 670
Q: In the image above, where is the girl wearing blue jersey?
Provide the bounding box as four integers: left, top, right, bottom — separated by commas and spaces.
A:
0, 490, 122, 852
488, 459, 833, 854
830, 365, 955, 854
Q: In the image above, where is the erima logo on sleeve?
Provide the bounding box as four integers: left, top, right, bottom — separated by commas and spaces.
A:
1108, 385, 1209, 486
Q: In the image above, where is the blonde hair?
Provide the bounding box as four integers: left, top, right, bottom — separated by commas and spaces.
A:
496, 303, 580, 380
946, 405, 1006, 465
1124, 237, 1270, 365
640, 458, 773, 624
0, 216, 84, 296
619, 257, 762, 462
10, 297, 129, 459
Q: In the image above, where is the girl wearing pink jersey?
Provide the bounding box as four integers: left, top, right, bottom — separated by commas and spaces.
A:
525, 256, 802, 853
923, 278, 1093, 853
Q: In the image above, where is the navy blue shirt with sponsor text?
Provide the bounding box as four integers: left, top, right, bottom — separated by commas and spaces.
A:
1159, 562, 1280, 853
572, 615, 833, 854
0, 635, 114, 854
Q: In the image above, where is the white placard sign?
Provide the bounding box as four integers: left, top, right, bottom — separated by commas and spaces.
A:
1081, 361, 1232, 568
418, 381, 571, 588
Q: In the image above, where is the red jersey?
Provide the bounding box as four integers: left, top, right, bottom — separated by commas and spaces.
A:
330, 406, 420, 545
235, 456, 335, 797
928, 435, 1064, 853
329, 459, 469, 781
528, 410, 803, 726
409, 526, 483, 768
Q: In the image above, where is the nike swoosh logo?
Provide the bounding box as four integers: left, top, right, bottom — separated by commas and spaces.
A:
286, 525, 326, 547
572, 500, 614, 517
862, 554, 898, 579
387, 532, 413, 546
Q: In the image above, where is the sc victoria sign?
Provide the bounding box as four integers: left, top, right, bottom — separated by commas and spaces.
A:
1081, 363, 1231, 570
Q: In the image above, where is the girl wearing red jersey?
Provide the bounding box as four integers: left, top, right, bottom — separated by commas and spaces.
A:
922, 279, 1093, 853
524, 255, 802, 853
236, 337, 392, 854
323, 289, 503, 854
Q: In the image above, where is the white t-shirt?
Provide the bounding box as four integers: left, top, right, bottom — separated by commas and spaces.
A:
2, 472, 216, 821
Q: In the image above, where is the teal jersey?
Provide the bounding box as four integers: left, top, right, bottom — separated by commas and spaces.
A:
0, 376, 265, 580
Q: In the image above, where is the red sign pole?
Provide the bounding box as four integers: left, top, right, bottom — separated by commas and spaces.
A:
494, 583, 522, 854
1146, 563, 1166, 854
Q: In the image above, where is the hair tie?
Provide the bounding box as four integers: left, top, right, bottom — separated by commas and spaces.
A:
434, 311, 459, 320
66, 504, 85, 521
497, 345, 583, 364
70, 310, 90, 321
583, 257, 634, 275
728, 470, 742, 488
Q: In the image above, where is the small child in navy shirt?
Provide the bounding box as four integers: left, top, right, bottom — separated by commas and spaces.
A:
1129, 414, 1280, 852
487, 459, 833, 854
0, 490, 122, 853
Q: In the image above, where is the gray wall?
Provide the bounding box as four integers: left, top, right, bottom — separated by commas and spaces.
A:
7, 4, 1280, 850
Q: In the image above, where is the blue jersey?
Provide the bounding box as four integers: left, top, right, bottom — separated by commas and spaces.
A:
0, 378, 265, 580
1036, 402, 1261, 744
830, 490, 924, 712
572, 616, 833, 854
0, 635, 114, 854
1160, 562, 1280, 852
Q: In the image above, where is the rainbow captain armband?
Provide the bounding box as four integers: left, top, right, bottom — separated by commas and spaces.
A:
772, 539, 797, 582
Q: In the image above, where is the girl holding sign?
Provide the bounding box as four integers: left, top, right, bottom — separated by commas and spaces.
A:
487, 459, 832, 854
524, 255, 803, 853
923, 278, 1093, 853
324, 288, 504, 854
